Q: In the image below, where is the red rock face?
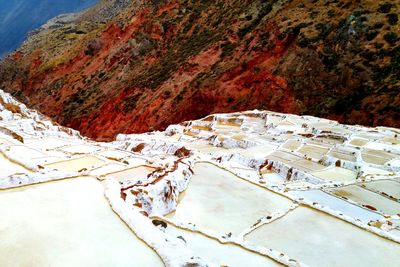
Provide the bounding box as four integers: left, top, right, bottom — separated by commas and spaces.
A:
1, 0, 400, 141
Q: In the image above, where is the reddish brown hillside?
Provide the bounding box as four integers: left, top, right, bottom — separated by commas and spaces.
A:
1, 0, 399, 141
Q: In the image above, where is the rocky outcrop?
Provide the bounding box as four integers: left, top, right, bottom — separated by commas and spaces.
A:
0, 0, 399, 141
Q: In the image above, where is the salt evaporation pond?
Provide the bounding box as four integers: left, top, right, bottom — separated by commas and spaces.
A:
0, 177, 163, 267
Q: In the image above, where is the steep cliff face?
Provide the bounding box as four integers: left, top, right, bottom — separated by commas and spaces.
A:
0, 0, 399, 141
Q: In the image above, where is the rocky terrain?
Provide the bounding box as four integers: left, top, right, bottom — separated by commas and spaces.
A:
0, 0, 399, 141
1, 88, 400, 266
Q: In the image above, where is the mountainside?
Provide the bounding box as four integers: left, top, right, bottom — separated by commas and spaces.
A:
0, 0, 399, 141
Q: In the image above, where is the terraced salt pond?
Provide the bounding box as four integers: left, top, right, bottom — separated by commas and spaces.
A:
25, 138, 71, 150
167, 162, 293, 236
90, 162, 130, 177
7, 145, 46, 159
244, 206, 400, 267
360, 180, 400, 201
0, 153, 30, 177
326, 185, 400, 215
44, 156, 106, 172
290, 190, 383, 223
104, 166, 156, 182
161, 222, 281, 267
0, 177, 163, 267
311, 166, 357, 182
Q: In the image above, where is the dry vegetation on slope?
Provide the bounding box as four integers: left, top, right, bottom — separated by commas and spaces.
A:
0, 0, 399, 141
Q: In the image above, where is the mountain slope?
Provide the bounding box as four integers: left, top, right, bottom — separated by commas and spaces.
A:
0, 0, 399, 141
